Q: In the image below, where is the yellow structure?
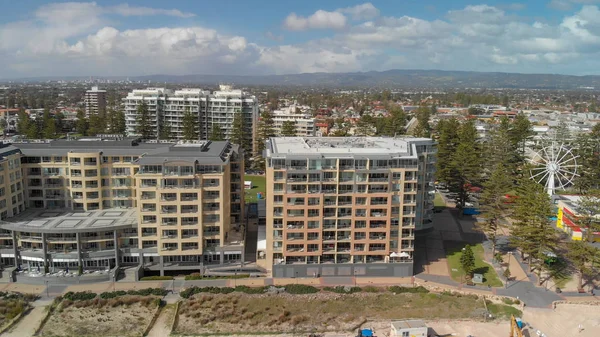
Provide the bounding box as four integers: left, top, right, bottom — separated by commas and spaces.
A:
555, 195, 599, 242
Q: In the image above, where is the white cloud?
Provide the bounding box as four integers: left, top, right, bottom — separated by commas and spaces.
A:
110, 4, 195, 18
337, 3, 380, 20
283, 10, 347, 31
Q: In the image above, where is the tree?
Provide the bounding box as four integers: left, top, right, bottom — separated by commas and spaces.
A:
448, 120, 481, 208
230, 112, 246, 148
0, 119, 7, 130
575, 127, 600, 192
479, 164, 512, 257
510, 176, 558, 284
567, 241, 600, 291
503, 267, 511, 281
159, 122, 172, 140
41, 110, 57, 139
435, 118, 461, 184
17, 109, 31, 135
26, 119, 40, 139
75, 108, 89, 136
135, 101, 153, 139
460, 244, 476, 279
280, 120, 297, 136
209, 124, 225, 141
88, 114, 106, 136
253, 110, 275, 169
412, 106, 431, 138
181, 109, 197, 141
381, 106, 406, 136
355, 115, 375, 136
107, 105, 126, 134
575, 192, 600, 242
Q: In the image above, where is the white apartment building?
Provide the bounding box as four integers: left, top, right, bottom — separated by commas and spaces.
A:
123, 86, 258, 146
84, 86, 107, 117
272, 105, 316, 137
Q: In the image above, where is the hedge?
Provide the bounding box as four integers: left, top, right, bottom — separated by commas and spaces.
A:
388, 286, 429, 294
283, 284, 319, 294
64, 288, 168, 301
323, 286, 362, 294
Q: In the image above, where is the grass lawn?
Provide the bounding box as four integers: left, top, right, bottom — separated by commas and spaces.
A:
434, 192, 446, 208
447, 243, 503, 287
244, 175, 266, 203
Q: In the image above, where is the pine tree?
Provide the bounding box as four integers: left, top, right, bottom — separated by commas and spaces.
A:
230, 112, 245, 149
181, 109, 197, 141
107, 104, 126, 134
567, 241, 600, 291
479, 164, 512, 257
88, 114, 106, 136
460, 244, 476, 279
412, 106, 431, 138
435, 118, 460, 184
253, 110, 275, 169
159, 122, 172, 140
448, 120, 481, 208
41, 110, 57, 139
575, 127, 600, 192
17, 109, 31, 135
209, 124, 224, 141
510, 176, 558, 284
135, 101, 153, 139
280, 120, 297, 136
75, 108, 88, 136
26, 119, 40, 139
381, 107, 406, 136
575, 191, 600, 242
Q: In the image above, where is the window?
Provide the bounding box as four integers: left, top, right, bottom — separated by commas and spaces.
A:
402, 332, 409, 337
102, 156, 109, 163
111, 156, 120, 163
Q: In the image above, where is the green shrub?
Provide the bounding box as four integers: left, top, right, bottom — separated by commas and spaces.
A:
388, 286, 429, 294
487, 302, 523, 319
283, 284, 319, 294
362, 286, 380, 293
323, 286, 362, 294
140, 276, 173, 281
63, 291, 97, 301
234, 286, 267, 294
98, 288, 167, 299
179, 286, 236, 298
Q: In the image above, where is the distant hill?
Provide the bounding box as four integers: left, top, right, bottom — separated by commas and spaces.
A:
6, 69, 600, 89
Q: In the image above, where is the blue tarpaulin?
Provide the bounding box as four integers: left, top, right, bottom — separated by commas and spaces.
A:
463, 208, 480, 215
360, 329, 374, 337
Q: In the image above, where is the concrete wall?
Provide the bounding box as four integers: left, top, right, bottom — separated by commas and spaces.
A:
273, 262, 413, 278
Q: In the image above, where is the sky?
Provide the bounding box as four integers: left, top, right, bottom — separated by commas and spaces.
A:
4, 0, 600, 78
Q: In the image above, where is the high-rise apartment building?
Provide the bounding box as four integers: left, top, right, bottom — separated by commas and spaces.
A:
84, 86, 107, 117
0, 138, 245, 274
264, 137, 436, 277
123, 86, 258, 146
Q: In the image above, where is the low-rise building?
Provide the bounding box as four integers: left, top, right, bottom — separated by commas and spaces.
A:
556, 195, 600, 242
390, 320, 428, 337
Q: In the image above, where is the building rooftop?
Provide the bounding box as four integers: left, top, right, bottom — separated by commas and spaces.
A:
0, 208, 137, 233
267, 137, 432, 158
391, 319, 428, 330
14, 138, 235, 164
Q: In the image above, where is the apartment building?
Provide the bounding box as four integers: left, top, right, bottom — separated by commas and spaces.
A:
264, 137, 436, 278
0, 138, 245, 274
84, 86, 107, 117
123, 86, 258, 146
271, 105, 316, 136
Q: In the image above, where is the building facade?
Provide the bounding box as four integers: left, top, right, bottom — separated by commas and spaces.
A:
271, 105, 316, 137
264, 137, 436, 278
556, 195, 600, 242
84, 86, 107, 117
123, 86, 258, 147
0, 138, 245, 274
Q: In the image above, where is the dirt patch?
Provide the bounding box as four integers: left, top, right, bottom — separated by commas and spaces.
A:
176, 292, 489, 335
40, 296, 160, 337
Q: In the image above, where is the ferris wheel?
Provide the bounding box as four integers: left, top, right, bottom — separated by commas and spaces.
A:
528, 141, 578, 196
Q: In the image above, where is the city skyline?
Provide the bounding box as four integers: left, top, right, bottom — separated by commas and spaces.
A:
4, 1, 600, 78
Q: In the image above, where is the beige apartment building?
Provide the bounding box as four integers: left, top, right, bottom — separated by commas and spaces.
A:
264, 137, 436, 278
0, 137, 244, 274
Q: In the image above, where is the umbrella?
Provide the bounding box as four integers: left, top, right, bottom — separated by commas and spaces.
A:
399, 252, 410, 258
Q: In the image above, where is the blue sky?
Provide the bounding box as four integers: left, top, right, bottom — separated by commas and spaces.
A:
1, 0, 600, 78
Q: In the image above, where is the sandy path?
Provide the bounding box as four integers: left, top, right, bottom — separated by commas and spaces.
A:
2, 306, 46, 337
146, 304, 175, 337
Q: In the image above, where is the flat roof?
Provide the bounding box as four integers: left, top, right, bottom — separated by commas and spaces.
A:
391, 320, 428, 330
267, 137, 433, 158
14, 139, 234, 164
0, 208, 137, 233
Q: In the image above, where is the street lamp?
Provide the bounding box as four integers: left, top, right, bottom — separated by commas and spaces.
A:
45, 280, 49, 298
354, 269, 358, 286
